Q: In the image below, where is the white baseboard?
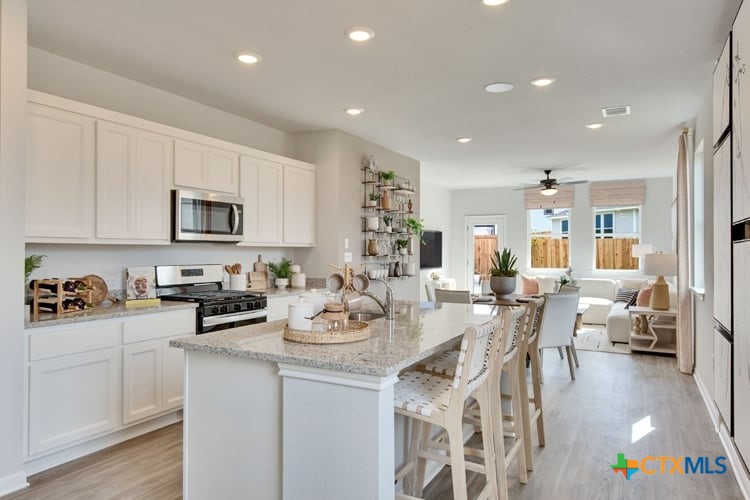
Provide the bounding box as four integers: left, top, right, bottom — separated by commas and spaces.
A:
0, 471, 29, 497
719, 424, 750, 500
694, 372, 750, 499
693, 371, 720, 432
23, 411, 182, 476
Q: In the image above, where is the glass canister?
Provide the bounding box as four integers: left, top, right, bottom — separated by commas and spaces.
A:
321, 302, 347, 332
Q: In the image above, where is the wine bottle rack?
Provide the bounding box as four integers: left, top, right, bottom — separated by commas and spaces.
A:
32, 278, 94, 320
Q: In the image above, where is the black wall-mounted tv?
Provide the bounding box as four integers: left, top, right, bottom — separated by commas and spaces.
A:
420, 230, 443, 269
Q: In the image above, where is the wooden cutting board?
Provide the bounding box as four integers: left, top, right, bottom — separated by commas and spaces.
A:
83, 274, 108, 305
253, 254, 267, 273
248, 272, 268, 291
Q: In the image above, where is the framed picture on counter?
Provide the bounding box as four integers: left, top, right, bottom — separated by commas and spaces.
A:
126, 266, 157, 300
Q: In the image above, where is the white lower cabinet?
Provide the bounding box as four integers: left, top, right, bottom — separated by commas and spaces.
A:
122, 334, 190, 424
26, 308, 195, 459
29, 348, 120, 455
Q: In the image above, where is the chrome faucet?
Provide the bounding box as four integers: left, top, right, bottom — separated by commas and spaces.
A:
362, 278, 395, 320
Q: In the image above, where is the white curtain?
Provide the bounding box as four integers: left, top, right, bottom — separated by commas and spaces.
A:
676, 130, 693, 373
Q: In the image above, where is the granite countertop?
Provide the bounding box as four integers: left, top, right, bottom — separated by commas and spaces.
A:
170, 301, 497, 377
25, 301, 198, 329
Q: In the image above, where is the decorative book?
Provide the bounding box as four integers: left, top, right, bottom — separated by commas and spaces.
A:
126, 266, 157, 300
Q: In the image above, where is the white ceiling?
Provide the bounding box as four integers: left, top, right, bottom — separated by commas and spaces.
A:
28, 0, 740, 189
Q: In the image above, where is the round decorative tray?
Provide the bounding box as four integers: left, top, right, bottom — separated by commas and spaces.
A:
283, 321, 371, 344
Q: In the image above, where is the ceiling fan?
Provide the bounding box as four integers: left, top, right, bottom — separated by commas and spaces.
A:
514, 169, 588, 196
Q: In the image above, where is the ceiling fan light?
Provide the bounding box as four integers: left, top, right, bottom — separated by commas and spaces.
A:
540, 187, 558, 196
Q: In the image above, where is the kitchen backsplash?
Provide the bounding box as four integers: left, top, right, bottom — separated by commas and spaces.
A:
26, 244, 306, 291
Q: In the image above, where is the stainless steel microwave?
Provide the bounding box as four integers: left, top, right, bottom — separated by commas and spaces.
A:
172, 189, 244, 242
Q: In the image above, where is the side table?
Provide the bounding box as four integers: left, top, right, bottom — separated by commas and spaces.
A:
627, 306, 677, 354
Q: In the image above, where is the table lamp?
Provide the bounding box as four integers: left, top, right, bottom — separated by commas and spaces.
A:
643, 253, 677, 310
631, 243, 654, 260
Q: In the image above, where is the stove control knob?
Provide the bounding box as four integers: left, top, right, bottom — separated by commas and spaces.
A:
234, 304, 241, 311
220, 305, 228, 314
211, 306, 219, 315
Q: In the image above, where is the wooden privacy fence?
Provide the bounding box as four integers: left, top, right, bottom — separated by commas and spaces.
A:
531, 237, 569, 268
474, 235, 498, 281
595, 237, 639, 270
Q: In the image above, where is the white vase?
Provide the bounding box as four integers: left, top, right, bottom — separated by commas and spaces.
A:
399, 247, 407, 255
385, 226, 392, 233
366, 216, 379, 231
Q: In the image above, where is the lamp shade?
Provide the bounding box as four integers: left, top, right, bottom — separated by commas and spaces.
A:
631, 244, 654, 259
643, 253, 677, 277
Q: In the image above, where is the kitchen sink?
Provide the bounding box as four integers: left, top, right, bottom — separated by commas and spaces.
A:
348, 312, 385, 322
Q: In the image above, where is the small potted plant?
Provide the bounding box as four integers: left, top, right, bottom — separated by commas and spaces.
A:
367, 191, 379, 207
379, 170, 396, 186
268, 257, 293, 288
396, 238, 409, 255
489, 248, 518, 296
382, 215, 393, 233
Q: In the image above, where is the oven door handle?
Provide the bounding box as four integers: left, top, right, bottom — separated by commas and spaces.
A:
203, 310, 267, 327
231, 204, 240, 234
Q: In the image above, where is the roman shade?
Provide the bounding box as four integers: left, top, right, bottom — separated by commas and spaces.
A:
589, 180, 646, 207
524, 185, 574, 209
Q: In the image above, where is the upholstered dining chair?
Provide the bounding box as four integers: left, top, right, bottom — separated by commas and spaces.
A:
424, 282, 437, 302
536, 291, 580, 380
434, 288, 472, 304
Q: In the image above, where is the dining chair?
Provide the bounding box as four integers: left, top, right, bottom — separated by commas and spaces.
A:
536, 291, 580, 380
434, 288, 472, 304
556, 284, 581, 367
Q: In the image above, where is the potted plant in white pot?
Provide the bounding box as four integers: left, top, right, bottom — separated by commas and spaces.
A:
489, 248, 518, 296
268, 258, 292, 288
367, 191, 379, 207
382, 214, 393, 233
396, 239, 409, 255
379, 170, 396, 186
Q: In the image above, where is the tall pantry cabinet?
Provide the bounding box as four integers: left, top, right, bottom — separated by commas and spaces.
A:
721, 0, 750, 470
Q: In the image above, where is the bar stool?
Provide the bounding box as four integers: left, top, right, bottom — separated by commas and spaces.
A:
514, 296, 546, 471
394, 314, 509, 500
412, 307, 528, 496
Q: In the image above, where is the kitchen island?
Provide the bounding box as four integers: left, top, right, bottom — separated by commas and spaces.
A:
170, 301, 496, 500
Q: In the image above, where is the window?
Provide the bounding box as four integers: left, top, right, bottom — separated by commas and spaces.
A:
528, 208, 570, 269
593, 206, 640, 270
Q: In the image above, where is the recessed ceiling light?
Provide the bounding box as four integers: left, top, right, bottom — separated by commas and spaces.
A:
346, 27, 375, 42
530, 77, 556, 87
586, 122, 603, 129
346, 107, 364, 116
484, 82, 514, 93
457, 137, 472, 144
482, 0, 509, 6
237, 52, 261, 64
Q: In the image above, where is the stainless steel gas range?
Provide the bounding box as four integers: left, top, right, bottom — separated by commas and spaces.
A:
156, 264, 267, 334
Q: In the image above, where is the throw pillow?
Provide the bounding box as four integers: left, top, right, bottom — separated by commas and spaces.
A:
620, 278, 647, 290
636, 286, 653, 307
536, 276, 558, 294
521, 275, 539, 295
626, 291, 639, 309
615, 288, 638, 304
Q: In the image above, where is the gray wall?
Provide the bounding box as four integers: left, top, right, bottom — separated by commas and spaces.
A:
294, 130, 420, 300
0, 0, 27, 493
448, 178, 674, 289
418, 183, 453, 300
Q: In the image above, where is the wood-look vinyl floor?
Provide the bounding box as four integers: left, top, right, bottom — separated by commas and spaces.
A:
4, 351, 743, 500
423, 350, 745, 500
4, 423, 182, 500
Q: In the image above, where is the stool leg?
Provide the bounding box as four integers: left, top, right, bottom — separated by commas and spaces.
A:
413, 422, 430, 496
518, 350, 534, 471
476, 385, 502, 500
447, 423, 468, 500
491, 371, 509, 500
510, 358, 528, 484
528, 346, 545, 446
405, 419, 422, 495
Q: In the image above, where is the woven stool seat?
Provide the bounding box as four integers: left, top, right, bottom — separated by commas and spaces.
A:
394, 371, 454, 417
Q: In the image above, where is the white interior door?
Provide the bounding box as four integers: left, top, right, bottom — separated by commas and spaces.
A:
465, 215, 506, 293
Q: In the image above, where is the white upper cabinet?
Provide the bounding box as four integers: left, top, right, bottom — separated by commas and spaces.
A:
283, 164, 316, 246
96, 121, 172, 242
175, 139, 239, 195
714, 36, 731, 148
239, 157, 315, 246
240, 156, 283, 245
26, 104, 95, 240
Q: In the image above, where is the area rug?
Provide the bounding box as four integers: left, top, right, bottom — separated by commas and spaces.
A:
573, 324, 631, 354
